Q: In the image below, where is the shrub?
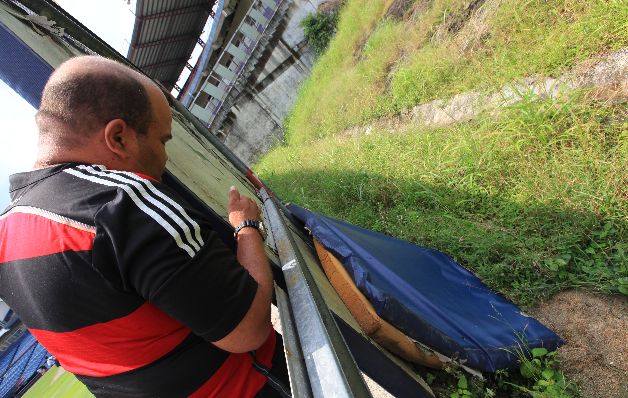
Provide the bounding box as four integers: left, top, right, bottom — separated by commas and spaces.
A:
300, 11, 339, 54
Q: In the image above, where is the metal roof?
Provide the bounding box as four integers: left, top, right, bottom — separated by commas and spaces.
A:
127, 0, 215, 90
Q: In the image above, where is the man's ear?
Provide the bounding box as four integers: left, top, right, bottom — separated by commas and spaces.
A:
103, 119, 135, 158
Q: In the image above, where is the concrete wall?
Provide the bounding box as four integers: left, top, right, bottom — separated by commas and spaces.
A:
221, 0, 325, 165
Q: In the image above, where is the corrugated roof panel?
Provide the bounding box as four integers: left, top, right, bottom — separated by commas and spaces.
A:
127, 0, 214, 90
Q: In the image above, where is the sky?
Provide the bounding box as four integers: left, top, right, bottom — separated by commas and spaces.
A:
0, 0, 136, 208
0, 81, 38, 208
0, 1, 212, 208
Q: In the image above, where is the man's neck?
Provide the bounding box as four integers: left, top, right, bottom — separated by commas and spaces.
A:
34, 146, 100, 171
32, 159, 64, 170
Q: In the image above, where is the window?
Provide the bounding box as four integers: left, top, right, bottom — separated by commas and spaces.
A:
208, 75, 221, 87
232, 32, 244, 48
219, 53, 234, 69
243, 15, 256, 27
194, 91, 214, 108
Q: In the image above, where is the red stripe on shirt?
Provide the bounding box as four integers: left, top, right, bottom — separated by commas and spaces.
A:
0, 212, 94, 263
132, 172, 159, 182
189, 328, 275, 398
30, 302, 191, 377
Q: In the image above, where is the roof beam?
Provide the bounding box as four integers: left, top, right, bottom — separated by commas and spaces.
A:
139, 2, 214, 21
140, 58, 186, 70
131, 34, 197, 50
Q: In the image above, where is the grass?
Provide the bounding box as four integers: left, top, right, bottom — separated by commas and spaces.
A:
23, 366, 93, 398
284, 0, 628, 144
257, 93, 627, 307
260, 4, 627, 394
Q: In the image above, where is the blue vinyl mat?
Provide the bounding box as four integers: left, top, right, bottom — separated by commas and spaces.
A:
289, 204, 563, 372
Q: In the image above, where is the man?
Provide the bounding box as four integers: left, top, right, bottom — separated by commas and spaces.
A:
0, 56, 288, 397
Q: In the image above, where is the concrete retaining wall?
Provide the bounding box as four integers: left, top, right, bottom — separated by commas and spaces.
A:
221, 0, 324, 165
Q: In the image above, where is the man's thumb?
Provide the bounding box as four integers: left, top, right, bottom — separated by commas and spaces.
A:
228, 186, 239, 204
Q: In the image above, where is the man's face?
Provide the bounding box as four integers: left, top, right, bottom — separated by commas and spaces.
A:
135, 85, 173, 181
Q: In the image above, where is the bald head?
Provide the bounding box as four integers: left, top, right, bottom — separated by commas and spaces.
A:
36, 56, 153, 146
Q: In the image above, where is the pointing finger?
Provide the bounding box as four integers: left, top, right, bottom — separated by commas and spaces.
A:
228, 186, 240, 205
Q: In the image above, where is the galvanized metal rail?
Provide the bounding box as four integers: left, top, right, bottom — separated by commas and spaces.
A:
261, 188, 372, 398
274, 284, 312, 398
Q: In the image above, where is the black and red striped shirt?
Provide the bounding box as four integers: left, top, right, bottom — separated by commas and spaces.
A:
0, 163, 275, 397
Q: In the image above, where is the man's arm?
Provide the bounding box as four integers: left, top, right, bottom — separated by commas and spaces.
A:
212, 187, 273, 353
93, 182, 274, 351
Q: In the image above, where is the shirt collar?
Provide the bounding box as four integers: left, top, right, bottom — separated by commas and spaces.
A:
9, 163, 78, 198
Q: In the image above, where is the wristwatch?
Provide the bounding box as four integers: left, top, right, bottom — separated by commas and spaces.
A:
234, 219, 267, 241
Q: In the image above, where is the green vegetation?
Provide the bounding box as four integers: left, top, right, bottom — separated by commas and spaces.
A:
257, 0, 627, 395
301, 10, 339, 54
284, 0, 627, 143
24, 366, 93, 398
426, 345, 578, 397
259, 94, 627, 306
513, 347, 574, 397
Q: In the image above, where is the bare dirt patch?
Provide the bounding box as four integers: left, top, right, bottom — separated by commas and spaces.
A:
384, 0, 415, 21
451, 0, 501, 54
431, 0, 488, 43
530, 291, 628, 398
445, 0, 487, 35
318, 0, 344, 14
407, 0, 433, 23
352, 33, 370, 62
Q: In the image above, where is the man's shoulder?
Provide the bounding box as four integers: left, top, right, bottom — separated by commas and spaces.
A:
68, 165, 190, 216
6, 164, 120, 225
7, 164, 190, 224
84, 166, 208, 258
63, 164, 154, 189
64, 165, 179, 201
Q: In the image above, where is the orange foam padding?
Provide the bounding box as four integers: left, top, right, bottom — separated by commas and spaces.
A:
313, 240, 444, 369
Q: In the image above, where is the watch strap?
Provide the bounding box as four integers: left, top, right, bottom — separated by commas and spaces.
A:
234, 219, 261, 239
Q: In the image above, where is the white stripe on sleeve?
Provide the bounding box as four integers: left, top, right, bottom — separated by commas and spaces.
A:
64, 168, 196, 257
77, 165, 203, 252
92, 167, 204, 249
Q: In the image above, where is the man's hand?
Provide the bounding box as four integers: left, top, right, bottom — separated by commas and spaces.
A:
213, 186, 272, 353
228, 186, 261, 227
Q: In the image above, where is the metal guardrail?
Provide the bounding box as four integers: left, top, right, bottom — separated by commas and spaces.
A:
261, 188, 373, 398
274, 285, 312, 398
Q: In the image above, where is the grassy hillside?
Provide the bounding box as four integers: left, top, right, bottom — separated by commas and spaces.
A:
256, 0, 627, 307
282, 0, 627, 143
